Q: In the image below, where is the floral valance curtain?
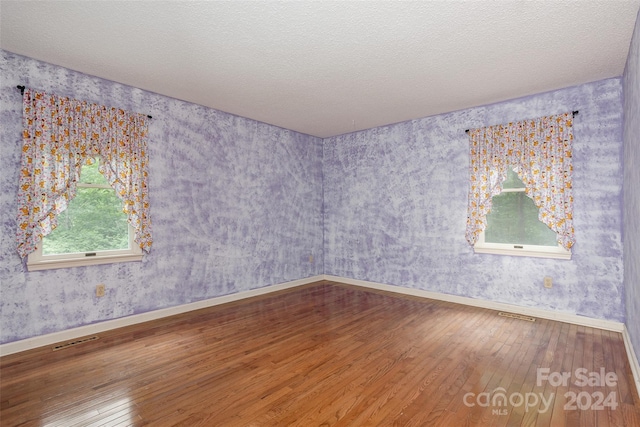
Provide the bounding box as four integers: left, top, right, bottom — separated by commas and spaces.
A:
16, 88, 152, 258
465, 112, 575, 250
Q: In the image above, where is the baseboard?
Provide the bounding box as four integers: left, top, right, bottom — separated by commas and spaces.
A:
0, 275, 324, 357
326, 276, 640, 396
623, 326, 640, 399
1, 274, 629, 359
323, 275, 625, 332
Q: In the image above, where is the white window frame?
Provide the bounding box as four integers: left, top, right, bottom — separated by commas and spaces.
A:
26, 172, 142, 271
473, 186, 572, 260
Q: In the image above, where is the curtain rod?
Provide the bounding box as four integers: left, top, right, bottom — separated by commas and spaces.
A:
464, 111, 579, 134
16, 85, 152, 119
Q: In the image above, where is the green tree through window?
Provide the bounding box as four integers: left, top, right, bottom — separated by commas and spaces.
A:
43, 158, 130, 255
474, 167, 570, 259
484, 168, 558, 246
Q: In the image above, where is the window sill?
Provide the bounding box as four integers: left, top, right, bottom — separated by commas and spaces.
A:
474, 246, 571, 260
27, 253, 143, 271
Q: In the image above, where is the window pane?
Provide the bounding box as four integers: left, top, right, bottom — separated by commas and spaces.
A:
43, 188, 129, 255
485, 192, 558, 246
79, 158, 107, 185
502, 168, 525, 189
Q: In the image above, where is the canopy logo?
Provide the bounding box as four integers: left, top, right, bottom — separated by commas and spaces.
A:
463, 387, 552, 415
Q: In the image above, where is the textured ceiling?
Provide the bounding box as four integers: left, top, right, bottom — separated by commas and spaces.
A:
1, 1, 639, 138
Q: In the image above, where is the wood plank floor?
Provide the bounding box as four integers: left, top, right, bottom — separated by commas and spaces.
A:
1, 281, 639, 426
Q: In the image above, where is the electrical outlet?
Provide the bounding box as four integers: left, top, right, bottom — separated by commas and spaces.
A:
96, 284, 105, 297
309, 255, 314, 263
543, 277, 553, 289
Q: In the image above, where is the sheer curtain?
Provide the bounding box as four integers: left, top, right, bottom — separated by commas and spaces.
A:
16, 88, 152, 258
465, 112, 575, 250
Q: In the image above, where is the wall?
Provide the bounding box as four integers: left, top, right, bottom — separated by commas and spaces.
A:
324, 79, 625, 322
0, 50, 323, 344
623, 9, 640, 368
0, 47, 629, 345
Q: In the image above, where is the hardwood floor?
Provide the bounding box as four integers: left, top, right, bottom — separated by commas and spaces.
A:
1, 281, 639, 426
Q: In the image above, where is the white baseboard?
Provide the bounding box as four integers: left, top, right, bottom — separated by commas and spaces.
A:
0, 275, 324, 357
323, 275, 625, 332
622, 326, 640, 399
324, 275, 640, 396
1, 274, 631, 366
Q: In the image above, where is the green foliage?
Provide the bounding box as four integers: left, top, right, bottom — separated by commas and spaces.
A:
79, 157, 106, 185
43, 159, 129, 255
501, 168, 526, 189
485, 169, 558, 246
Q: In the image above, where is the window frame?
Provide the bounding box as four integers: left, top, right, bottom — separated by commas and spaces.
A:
473, 183, 572, 260
26, 163, 143, 271
27, 230, 143, 271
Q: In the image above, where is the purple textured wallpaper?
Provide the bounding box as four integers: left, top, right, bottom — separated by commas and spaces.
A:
623, 9, 640, 369
0, 51, 323, 344
0, 47, 631, 346
324, 79, 626, 322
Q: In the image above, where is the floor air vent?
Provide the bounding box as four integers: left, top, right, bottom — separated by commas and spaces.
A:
52, 336, 99, 351
498, 312, 536, 322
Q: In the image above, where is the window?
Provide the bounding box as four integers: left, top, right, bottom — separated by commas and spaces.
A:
16, 88, 152, 264
466, 112, 575, 257
473, 168, 571, 259
27, 158, 142, 271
